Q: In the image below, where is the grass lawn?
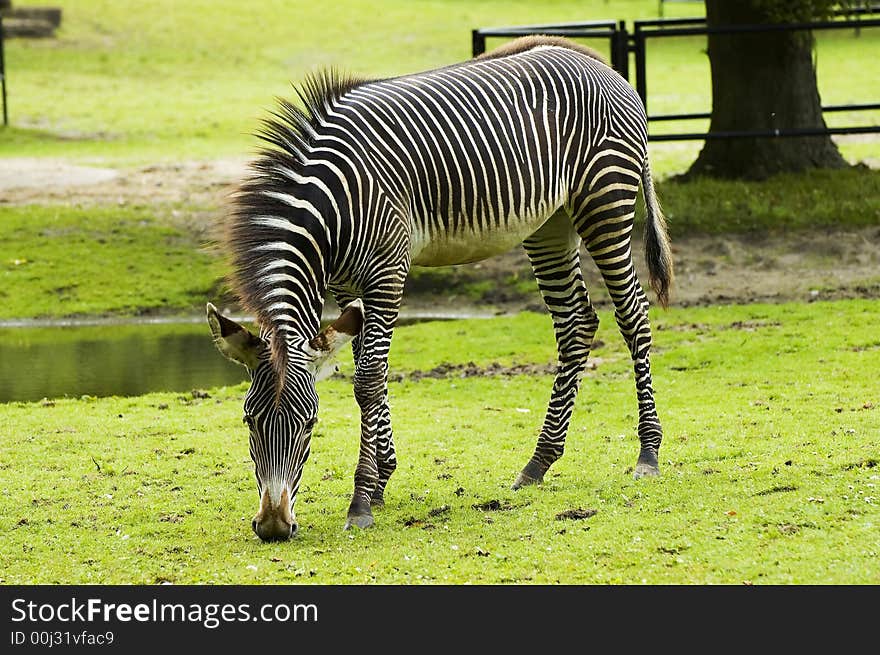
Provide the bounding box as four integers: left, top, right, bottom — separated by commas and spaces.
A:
0, 203, 226, 319
1, 0, 877, 588
1, 299, 877, 584
2, 0, 877, 173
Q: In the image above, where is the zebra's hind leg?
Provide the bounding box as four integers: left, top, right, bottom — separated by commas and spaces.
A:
574, 176, 663, 479
370, 402, 397, 509
513, 210, 599, 490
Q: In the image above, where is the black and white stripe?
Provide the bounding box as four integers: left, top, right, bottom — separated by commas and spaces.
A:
221, 36, 673, 535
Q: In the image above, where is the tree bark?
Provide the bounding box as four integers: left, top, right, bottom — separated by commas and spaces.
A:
685, 0, 849, 180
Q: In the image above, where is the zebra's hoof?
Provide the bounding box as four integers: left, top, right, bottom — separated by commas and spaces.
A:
370, 491, 385, 509
633, 449, 660, 479
511, 471, 541, 490
343, 513, 375, 530
511, 460, 547, 490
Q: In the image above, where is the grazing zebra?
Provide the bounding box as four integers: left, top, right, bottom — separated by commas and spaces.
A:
207, 35, 673, 541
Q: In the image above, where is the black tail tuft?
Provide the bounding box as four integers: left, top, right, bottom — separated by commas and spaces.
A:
641, 159, 674, 309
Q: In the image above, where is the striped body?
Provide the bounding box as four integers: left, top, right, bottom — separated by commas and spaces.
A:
347, 46, 644, 267
211, 36, 673, 540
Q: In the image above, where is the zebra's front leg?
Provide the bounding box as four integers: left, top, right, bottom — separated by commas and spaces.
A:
343, 292, 403, 530
350, 334, 398, 509
334, 299, 398, 510
513, 211, 599, 489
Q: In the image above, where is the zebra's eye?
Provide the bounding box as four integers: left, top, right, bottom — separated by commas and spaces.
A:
304, 417, 317, 432
243, 415, 256, 430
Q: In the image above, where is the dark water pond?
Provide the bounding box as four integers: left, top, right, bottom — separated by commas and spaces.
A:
0, 319, 252, 404
0, 312, 484, 404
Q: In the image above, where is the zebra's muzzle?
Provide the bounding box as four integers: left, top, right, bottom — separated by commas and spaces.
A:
252, 487, 297, 542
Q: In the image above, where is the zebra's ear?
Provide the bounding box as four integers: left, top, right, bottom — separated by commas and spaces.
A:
307, 299, 364, 381
206, 303, 267, 370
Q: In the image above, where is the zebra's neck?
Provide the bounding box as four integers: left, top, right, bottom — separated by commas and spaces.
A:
229, 166, 338, 343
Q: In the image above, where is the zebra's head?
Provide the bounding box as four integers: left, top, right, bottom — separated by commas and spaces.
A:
206, 301, 363, 541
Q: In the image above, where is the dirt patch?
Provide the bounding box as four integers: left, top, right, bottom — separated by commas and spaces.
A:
0, 156, 250, 207
2, 156, 879, 312
656, 320, 782, 333
472, 499, 517, 511
409, 226, 880, 313
0, 159, 120, 191
555, 508, 598, 520
401, 225, 880, 314
387, 360, 603, 383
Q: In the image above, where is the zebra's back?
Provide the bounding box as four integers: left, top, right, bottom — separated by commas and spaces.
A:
325, 44, 648, 266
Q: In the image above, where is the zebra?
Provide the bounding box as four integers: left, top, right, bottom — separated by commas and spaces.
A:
207, 35, 673, 541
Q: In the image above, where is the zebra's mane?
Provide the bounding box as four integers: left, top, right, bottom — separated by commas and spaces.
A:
475, 35, 608, 66
254, 68, 374, 164
223, 69, 373, 393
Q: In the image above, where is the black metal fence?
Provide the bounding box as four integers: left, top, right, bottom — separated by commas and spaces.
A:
1, 15, 7, 126
472, 7, 880, 142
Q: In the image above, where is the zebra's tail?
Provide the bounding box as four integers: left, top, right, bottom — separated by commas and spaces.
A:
641, 158, 674, 309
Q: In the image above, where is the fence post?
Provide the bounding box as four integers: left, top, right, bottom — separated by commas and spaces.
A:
613, 19, 629, 80
471, 29, 485, 57
633, 24, 648, 112
1, 15, 7, 126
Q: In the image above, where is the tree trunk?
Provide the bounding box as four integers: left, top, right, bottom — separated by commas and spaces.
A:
685, 0, 849, 180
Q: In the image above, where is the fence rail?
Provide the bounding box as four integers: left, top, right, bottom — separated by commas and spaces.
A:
472, 8, 880, 142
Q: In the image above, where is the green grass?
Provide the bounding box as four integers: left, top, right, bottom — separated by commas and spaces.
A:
2, 0, 877, 173
2, 0, 877, 588
1, 0, 682, 162
0, 204, 226, 319
1, 299, 878, 584
655, 166, 880, 235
